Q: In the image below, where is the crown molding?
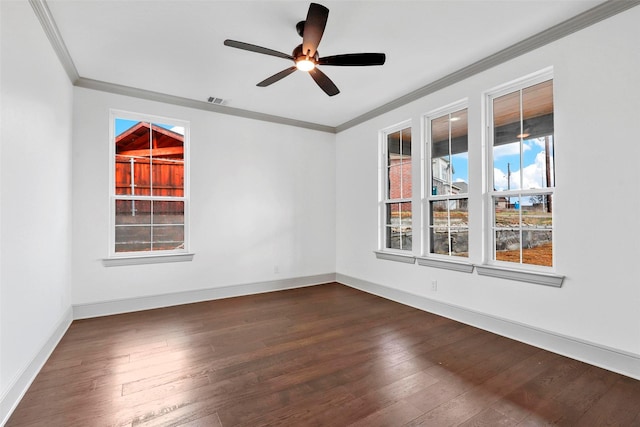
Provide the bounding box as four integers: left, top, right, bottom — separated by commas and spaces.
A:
334, 0, 640, 133
75, 77, 337, 133
31, 0, 639, 134
28, 0, 80, 83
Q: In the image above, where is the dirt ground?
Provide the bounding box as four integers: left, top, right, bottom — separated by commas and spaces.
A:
496, 242, 553, 267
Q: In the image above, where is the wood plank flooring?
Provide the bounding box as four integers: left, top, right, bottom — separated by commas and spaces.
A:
7, 283, 640, 426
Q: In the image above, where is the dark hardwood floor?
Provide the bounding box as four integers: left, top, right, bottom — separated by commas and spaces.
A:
7, 283, 640, 426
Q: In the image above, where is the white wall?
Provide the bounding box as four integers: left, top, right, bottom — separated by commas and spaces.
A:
1, 0, 74, 420
72, 88, 336, 308
336, 6, 640, 360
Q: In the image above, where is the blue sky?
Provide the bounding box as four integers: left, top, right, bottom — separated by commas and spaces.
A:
493, 137, 554, 192
451, 153, 468, 183
115, 119, 179, 137
115, 118, 139, 136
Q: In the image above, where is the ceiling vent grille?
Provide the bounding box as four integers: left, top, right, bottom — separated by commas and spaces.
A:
207, 96, 225, 105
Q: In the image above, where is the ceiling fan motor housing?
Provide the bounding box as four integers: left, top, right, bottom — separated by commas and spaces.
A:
293, 44, 319, 63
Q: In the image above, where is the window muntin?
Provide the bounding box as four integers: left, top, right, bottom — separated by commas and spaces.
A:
382, 126, 412, 251
111, 113, 188, 255
489, 77, 554, 268
427, 106, 469, 258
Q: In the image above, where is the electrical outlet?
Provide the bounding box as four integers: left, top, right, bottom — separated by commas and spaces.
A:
274, 265, 279, 274
431, 280, 438, 292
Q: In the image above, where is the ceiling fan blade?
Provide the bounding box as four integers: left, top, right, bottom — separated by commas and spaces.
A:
257, 66, 297, 87
224, 39, 293, 60
302, 3, 329, 58
309, 68, 339, 96
318, 53, 386, 66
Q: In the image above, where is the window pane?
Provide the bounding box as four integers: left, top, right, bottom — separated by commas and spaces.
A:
431, 115, 449, 157
493, 90, 521, 192
150, 123, 185, 196
401, 127, 412, 157
450, 156, 468, 192
152, 226, 184, 251
115, 200, 151, 253
153, 200, 184, 225
430, 199, 468, 257
450, 200, 468, 228
387, 131, 401, 164
431, 155, 450, 195
523, 231, 552, 266
115, 120, 152, 196
401, 127, 411, 198
387, 127, 411, 200
153, 201, 185, 250
115, 200, 151, 225
400, 162, 411, 199
451, 229, 469, 257
430, 227, 449, 255
385, 201, 400, 249
493, 141, 519, 191
387, 165, 402, 199
115, 156, 133, 195
521, 135, 555, 189
387, 202, 412, 250
430, 200, 448, 227
152, 200, 184, 251
493, 91, 521, 140
432, 110, 468, 195
494, 196, 520, 227
521, 194, 552, 229
521, 80, 554, 190
399, 211, 412, 250
385, 203, 397, 227
386, 226, 399, 250
522, 80, 553, 123
116, 226, 151, 253
431, 114, 451, 194
450, 109, 468, 190
495, 230, 521, 263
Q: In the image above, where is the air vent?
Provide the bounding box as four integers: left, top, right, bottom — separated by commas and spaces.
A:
207, 96, 225, 105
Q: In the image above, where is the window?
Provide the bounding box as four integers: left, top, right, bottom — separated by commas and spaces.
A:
110, 111, 189, 256
487, 73, 554, 268
426, 104, 469, 258
380, 124, 412, 252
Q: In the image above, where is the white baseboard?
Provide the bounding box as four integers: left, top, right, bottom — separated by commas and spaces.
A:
337, 273, 640, 381
73, 273, 337, 319
1, 307, 73, 426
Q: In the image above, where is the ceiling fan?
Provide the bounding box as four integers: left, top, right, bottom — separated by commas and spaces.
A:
224, 2, 386, 96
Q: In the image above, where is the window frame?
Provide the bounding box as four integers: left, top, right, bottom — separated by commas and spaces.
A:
107, 109, 191, 262
423, 100, 470, 262
378, 120, 414, 256
484, 68, 556, 273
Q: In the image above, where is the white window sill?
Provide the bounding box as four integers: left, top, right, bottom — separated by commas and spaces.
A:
374, 250, 416, 264
102, 252, 195, 267
416, 256, 474, 273
476, 264, 564, 287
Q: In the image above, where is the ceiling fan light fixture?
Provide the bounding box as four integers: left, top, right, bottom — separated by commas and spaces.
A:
296, 58, 315, 72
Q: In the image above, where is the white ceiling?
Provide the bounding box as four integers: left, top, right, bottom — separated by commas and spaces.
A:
46, 0, 604, 129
